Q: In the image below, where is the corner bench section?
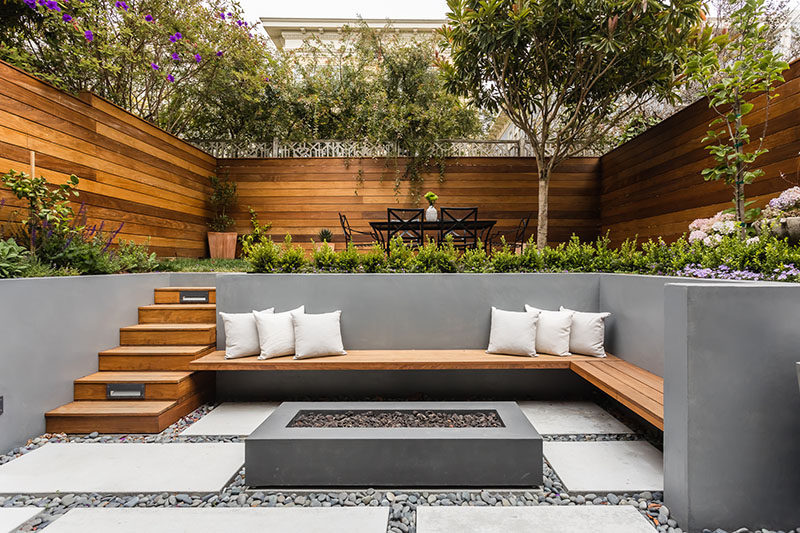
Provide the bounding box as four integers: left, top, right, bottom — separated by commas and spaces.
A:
190, 350, 664, 429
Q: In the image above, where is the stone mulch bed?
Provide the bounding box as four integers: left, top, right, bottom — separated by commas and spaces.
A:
287, 409, 503, 428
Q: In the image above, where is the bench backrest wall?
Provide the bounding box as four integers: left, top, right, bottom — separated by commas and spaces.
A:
217, 273, 600, 351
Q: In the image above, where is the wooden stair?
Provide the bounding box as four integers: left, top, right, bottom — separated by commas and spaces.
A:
46, 287, 216, 434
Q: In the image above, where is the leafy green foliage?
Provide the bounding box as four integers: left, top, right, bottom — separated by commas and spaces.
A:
1, 0, 273, 138
685, 0, 790, 233
440, 0, 704, 247
239, 208, 272, 256
241, 230, 800, 282
207, 174, 238, 232
0, 238, 28, 278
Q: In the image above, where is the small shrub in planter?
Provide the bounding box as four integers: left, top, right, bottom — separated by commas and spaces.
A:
207, 174, 238, 259
0, 238, 28, 278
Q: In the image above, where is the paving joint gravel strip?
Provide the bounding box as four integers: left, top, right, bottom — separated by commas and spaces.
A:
1, 404, 794, 533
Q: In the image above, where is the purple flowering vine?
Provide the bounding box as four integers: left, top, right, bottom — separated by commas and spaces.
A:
194, 53, 202, 63
144, 14, 154, 22
84, 30, 93, 41
114, 1, 128, 11
167, 74, 175, 82
171, 52, 180, 61
62, 13, 72, 22
151, 63, 159, 70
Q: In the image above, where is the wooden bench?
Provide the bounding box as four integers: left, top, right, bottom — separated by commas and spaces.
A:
190, 349, 664, 429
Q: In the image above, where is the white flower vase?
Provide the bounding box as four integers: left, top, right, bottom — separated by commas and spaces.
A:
426, 205, 438, 222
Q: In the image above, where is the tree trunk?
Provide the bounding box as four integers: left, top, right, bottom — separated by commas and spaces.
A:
734, 106, 747, 239
536, 167, 550, 249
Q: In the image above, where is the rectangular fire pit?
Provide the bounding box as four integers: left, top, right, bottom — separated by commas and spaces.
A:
245, 401, 542, 487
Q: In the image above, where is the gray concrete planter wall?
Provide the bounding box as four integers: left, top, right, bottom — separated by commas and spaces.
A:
664, 282, 800, 532
0, 272, 218, 452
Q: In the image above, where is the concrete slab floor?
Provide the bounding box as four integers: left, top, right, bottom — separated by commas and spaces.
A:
517, 401, 633, 435
416, 505, 655, 533
544, 441, 663, 492
181, 402, 280, 436
40, 507, 390, 533
0, 507, 41, 533
0, 443, 243, 494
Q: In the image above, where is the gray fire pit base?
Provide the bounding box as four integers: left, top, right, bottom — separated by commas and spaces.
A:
245, 401, 542, 488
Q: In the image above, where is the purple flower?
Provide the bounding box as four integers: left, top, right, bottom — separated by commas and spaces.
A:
23, 0, 36, 9
84, 30, 93, 41
151, 63, 159, 70
215, 50, 224, 57
169, 32, 182, 43
194, 53, 202, 62
145, 14, 153, 22
167, 74, 175, 82
218, 12, 226, 19
62, 13, 71, 21
171, 52, 180, 61
114, 1, 128, 11
45, 0, 60, 11
236, 20, 244, 26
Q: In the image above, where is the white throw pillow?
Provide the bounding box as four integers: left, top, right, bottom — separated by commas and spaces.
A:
254, 306, 305, 359
486, 307, 538, 357
220, 309, 273, 359
292, 310, 347, 359
525, 305, 573, 356
561, 306, 610, 357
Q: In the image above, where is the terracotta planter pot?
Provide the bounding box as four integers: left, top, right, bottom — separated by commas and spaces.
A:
313, 242, 337, 252
208, 232, 238, 259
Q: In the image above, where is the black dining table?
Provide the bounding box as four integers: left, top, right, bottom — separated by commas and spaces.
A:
369, 219, 497, 246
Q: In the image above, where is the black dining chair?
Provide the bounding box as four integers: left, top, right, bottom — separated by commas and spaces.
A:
339, 213, 377, 248
386, 208, 424, 253
439, 207, 479, 250
489, 213, 532, 252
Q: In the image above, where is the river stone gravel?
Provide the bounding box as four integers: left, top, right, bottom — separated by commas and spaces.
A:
287, 409, 503, 428
2, 403, 797, 533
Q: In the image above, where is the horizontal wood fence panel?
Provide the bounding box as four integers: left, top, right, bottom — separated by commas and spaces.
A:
600, 58, 800, 244
0, 60, 214, 257
219, 157, 601, 249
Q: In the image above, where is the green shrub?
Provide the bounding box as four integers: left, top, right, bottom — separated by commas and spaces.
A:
240, 208, 272, 256
245, 238, 281, 272
414, 237, 458, 273
460, 241, 489, 272
276, 235, 308, 273
489, 239, 521, 273
312, 242, 338, 271
336, 243, 361, 272
0, 238, 29, 278
360, 243, 389, 273
387, 237, 415, 272
116, 239, 159, 273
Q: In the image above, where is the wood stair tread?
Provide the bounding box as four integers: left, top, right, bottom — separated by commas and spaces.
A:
139, 304, 217, 310
46, 400, 176, 417
99, 345, 214, 356
155, 287, 217, 292
75, 371, 193, 384
120, 323, 215, 331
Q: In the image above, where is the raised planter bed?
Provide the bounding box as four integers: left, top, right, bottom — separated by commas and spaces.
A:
245, 401, 542, 487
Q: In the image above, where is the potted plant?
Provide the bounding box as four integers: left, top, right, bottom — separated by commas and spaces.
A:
424, 191, 439, 222
314, 228, 336, 251
207, 174, 238, 258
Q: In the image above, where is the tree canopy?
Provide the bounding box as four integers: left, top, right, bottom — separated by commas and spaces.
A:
440, 0, 705, 247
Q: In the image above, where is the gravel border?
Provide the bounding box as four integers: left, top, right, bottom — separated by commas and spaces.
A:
2, 403, 797, 533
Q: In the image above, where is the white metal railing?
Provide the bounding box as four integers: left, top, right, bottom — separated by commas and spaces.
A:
187, 138, 535, 158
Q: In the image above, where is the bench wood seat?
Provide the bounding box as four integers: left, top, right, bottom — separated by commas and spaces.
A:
190, 349, 620, 370
190, 349, 664, 429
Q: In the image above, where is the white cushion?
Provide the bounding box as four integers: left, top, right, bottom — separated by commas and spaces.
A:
254, 306, 305, 359
220, 309, 273, 359
525, 305, 573, 356
292, 310, 347, 359
561, 306, 610, 357
486, 307, 538, 357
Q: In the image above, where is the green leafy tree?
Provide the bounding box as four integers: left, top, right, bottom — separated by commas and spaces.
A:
0, 0, 272, 136
441, 0, 704, 248
685, 0, 790, 237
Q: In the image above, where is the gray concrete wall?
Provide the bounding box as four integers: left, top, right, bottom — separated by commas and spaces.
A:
0, 272, 219, 453
664, 282, 800, 532
216, 273, 601, 350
